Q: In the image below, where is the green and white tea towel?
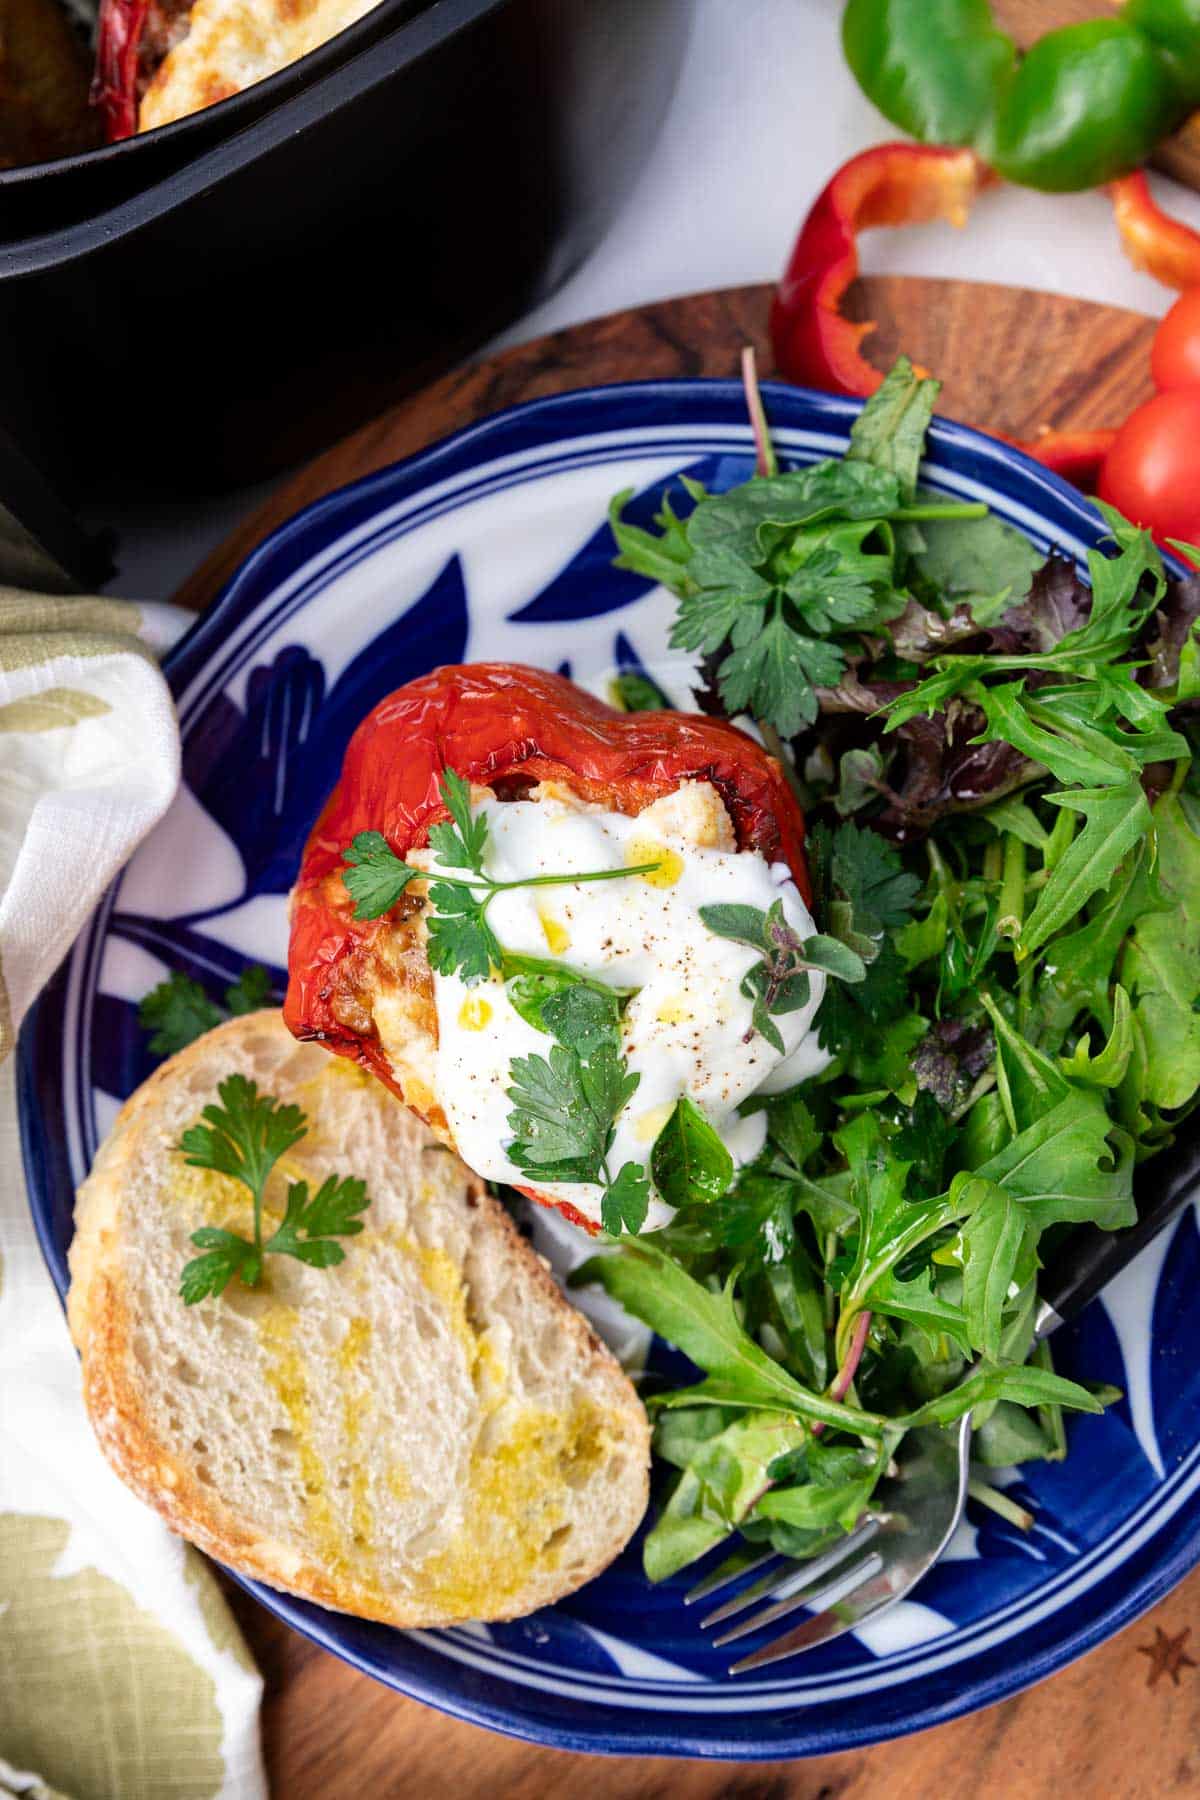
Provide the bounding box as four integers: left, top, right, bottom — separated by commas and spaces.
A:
0, 591, 267, 1800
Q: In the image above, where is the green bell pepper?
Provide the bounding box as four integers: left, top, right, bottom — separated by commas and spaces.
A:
843, 0, 1200, 193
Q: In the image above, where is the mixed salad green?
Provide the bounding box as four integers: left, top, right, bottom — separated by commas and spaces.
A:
577, 356, 1200, 1581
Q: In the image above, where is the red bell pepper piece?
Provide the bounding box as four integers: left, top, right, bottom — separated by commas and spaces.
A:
1017, 428, 1118, 488
92, 0, 149, 142
770, 142, 991, 398
284, 663, 812, 1229
1110, 169, 1200, 291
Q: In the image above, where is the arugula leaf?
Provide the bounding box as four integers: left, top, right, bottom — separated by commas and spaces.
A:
178, 1076, 370, 1303
846, 355, 939, 502
898, 1363, 1103, 1428
651, 1097, 735, 1209
754, 1439, 890, 1534
573, 1241, 887, 1435
1020, 783, 1152, 958
644, 1411, 810, 1581
836, 1112, 959, 1344
266, 1174, 370, 1268
1059, 986, 1134, 1090
958, 1178, 1036, 1361
609, 487, 698, 591
867, 1262, 971, 1351
1120, 791, 1200, 1108
967, 1100, 1136, 1231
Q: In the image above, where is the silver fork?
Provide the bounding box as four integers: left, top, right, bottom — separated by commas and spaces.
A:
687, 1142, 1199, 1674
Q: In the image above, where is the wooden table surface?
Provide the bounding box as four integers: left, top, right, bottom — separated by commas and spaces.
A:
183, 278, 1199, 1796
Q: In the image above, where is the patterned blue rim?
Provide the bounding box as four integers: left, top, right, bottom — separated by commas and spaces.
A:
17, 379, 1200, 1759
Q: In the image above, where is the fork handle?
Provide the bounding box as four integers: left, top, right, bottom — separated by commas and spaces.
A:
1035, 1127, 1200, 1338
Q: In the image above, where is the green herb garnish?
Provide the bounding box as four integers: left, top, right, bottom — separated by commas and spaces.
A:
178, 1075, 369, 1303
590, 352, 1200, 1583
139, 964, 274, 1057
699, 899, 866, 1051
342, 770, 661, 983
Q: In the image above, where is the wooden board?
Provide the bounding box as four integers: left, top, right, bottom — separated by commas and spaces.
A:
177, 280, 1200, 1796
174, 278, 1158, 612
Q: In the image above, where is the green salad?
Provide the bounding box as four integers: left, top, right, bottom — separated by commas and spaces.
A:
572, 356, 1200, 1582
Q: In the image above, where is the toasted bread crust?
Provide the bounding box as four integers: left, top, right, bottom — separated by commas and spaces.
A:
68, 1011, 649, 1626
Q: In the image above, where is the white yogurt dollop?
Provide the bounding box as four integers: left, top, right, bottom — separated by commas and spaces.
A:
424, 781, 831, 1231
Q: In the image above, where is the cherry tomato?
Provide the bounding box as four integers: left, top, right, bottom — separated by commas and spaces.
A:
1151, 289, 1200, 393
1097, 389, 1200, 545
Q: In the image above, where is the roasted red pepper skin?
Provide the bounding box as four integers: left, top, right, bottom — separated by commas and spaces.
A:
770, 143, 989, 398
92, 0, 148, 141
284, 663, 812, 1223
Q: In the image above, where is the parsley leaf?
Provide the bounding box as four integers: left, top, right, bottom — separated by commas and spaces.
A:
506, 1042, 639, 1184
177, 1075, 370, 1303
426, 767, 489, 874
139, 966, 278, 1057
602, 1162, 653, 1236
342, 773, 660, 980
343, 831, 423, 920
179, 1229, 261, 1304
717, 609, 845, 734
266, 1174, 370, 1268
225, 965, 273, 1015
139, 975, 223, 1056
423, 880, 501, 986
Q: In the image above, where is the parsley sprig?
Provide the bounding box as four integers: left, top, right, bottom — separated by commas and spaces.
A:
178, 1074, 369, 1303
610, 357, 987, 738
343, 770, 661, 983
139, 965, 273, 1057
504, 965, 651, 1235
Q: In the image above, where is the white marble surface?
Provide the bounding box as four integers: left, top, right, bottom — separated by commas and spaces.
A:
94, 0, 1200, 600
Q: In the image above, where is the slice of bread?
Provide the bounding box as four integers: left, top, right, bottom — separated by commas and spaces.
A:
67, 1010, 649, 1627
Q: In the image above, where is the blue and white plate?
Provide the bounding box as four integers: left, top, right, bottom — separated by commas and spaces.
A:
18, 382, 1200, 1759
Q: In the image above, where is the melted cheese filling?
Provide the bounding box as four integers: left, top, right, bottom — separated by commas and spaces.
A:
420, 781, 830, 1231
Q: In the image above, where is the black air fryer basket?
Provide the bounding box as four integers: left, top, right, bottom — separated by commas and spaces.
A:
0, 0, 691, 577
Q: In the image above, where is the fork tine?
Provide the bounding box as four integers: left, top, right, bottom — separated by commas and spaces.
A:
684, 1544, 777, 1606
728, 1560, 897, 1672
711, 1548, 883, 1649
700, 1518, 881, 1629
